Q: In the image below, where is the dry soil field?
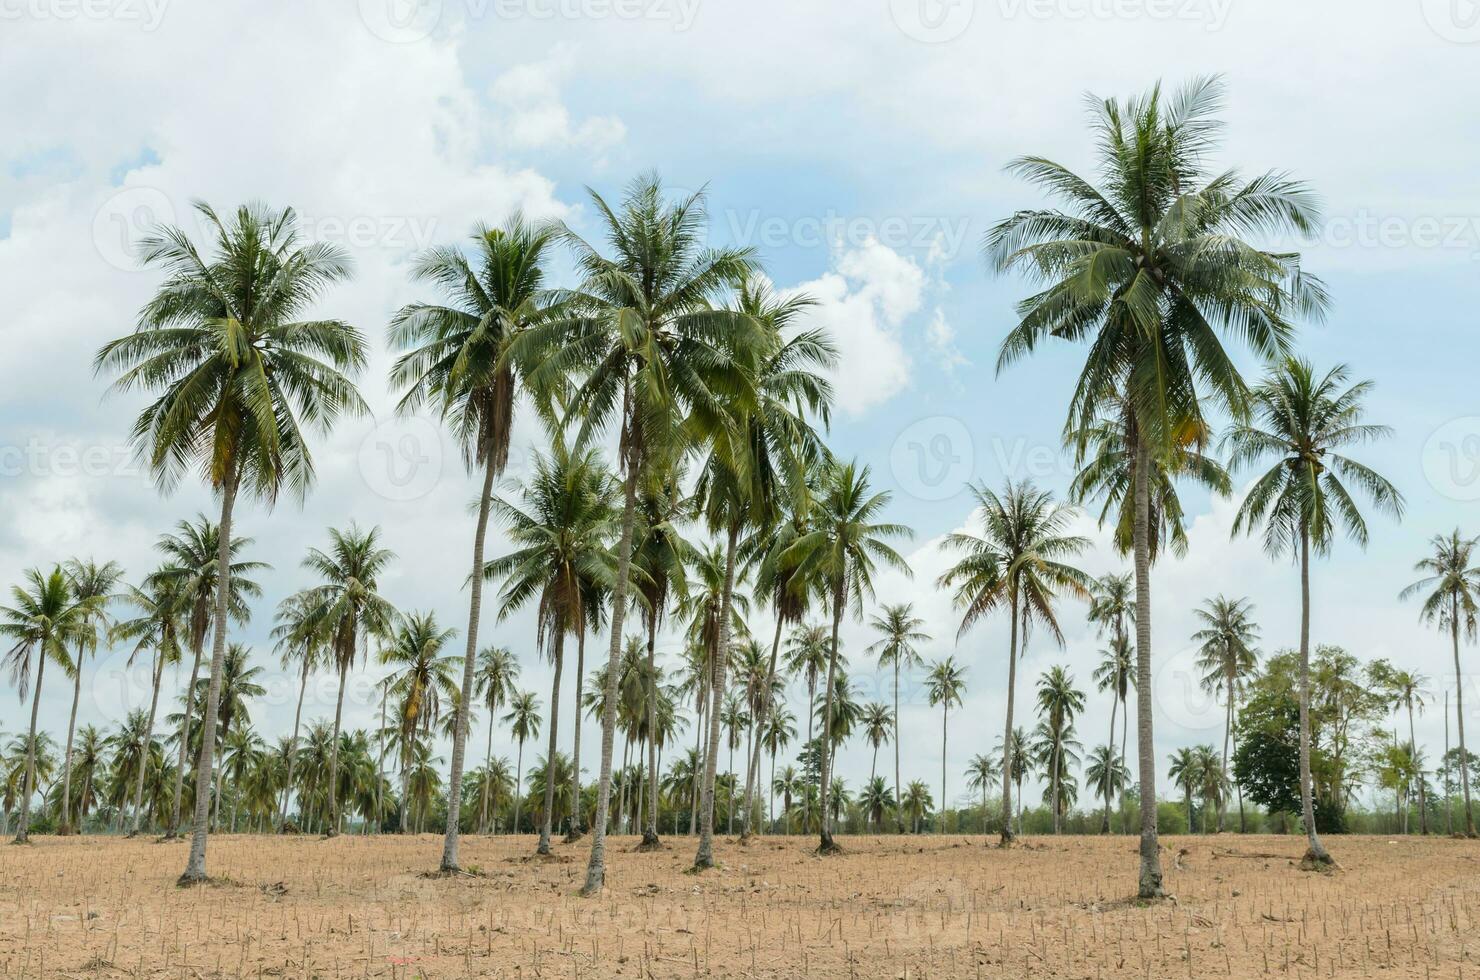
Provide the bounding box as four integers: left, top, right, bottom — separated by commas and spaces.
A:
3, 833, 1479, 978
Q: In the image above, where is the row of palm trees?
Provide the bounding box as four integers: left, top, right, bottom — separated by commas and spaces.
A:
9, 75, 1476, 897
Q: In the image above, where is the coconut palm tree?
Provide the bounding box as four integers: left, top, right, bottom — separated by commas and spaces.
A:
389, 214, 560, 870
151, 516, 266, 838
56, 558, 123, 835
925, 657, 966, 834
379, 612, 461, 833
1401, 530, 1480, 837
902, 780, 933, 834
1085, 745, 1129, 835
989, 78, 1326, 896
300, 524, 396, 836
762, 705, 796, 831
69, 725, 108, 829
938, 480, 1090, 846
860, 702, 893, 787
196, 644, 266, 828
859, 776, 895, 833
474, 646, 520, 833
510, 174, 763, 894
964, 754, 1000, 836
1091, 635, 1134, 832
1227, 358, 1402, 868
484, 442, 616, 855
270, 590, 327, 831
867, 603, 929, 832
112, 573, 187, 836
1167, 747, 1201, 834
96, 201, 367, 881
784, 624, 830, 751
996, 727, 1032, 836
503, 691, 541, 834
1191, 594, 1260, 831
1035, 666, 1086, 834
1380, 668, 1431, 834
784, 461, 911, 854
2, 567, 97, 842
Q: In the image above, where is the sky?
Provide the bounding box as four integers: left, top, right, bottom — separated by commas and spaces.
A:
3, 0, 1480, 817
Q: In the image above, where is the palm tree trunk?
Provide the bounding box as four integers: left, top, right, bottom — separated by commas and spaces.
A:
998, 591, 1020, 846
58, 647, 85, 835
939, 703, 948, 834
441, 456, 498, 871
567, 627, 586, 841
1119, 696, 1129, 833
1297, 525, 1333, 867
1131, 435, 1165, 897
1409, 703, 1428, 834
128, 649, 166, 836
817, 580, 845, 854
1219, 660, 1233, 833
740, 615, 785, 840
1102, 694, 1117, 834
168, 635, 205, 838
641, 615, 662, 847
326, 660, 349, 837
512, 740, 525, 835
694, 523, 739, 870
13, 636, 49, 844
538, 631, 565, 855
1453, 600, 1474, 836
180, 462, 239, 883
278, 657, 310, 832
1051, 740, 1061, 835
582, 455, 641, 896
481, 707, 495, 834
894, 660, 904, 834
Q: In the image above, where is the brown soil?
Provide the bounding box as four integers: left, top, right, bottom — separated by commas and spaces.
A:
2, 833, 1476, 977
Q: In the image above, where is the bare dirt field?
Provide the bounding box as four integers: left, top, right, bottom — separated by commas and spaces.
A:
3, 833, 1479, 978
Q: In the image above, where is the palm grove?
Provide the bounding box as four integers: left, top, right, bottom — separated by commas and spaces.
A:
2, 79, 1462, 897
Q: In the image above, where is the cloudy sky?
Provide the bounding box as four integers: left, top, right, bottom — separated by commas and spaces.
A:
4, 0, 1480, 816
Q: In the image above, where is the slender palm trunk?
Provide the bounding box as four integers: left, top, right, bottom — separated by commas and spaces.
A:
998, 591, 1020, 846
567, 628, 586, 841
1453, 599, 1474, 836
582, 456, 641, 895
1051, 739, 1061, 835
1119, 696, 1129, 833
894, 660, 904, 834
817, 580, 845, 854
1131, 436, 1164, 897
168, 635, 205, 837
694, 524, 739, 870
128, 649, 166, 836
512, 740, 525, 834
1219, 658, 1233, 833
1297, 526, 1333, 867
690, 693, 705, 836
441, 457, 498, 871
278, 657, 310, 832
740, 615, 785, 840
1409, 702, 1428, 834
1102, 694, 1117, 833
13, 638, 49, 844
538, 631, 564, 855
180, 464, 238, 883
641, 616, 662, 847
480, 709, 495, 834
58, 648, 85, 834
939, 704, 948, 834
326, 659, 349, 837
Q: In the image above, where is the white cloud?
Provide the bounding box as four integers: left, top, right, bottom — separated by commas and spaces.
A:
489, 43, 627, 161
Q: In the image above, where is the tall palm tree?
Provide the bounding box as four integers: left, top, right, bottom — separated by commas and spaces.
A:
96, 201, 367, 882
938, 480, 1089, 846
112, 573, 187, 836
1035, 666, 1086, 834
989, 78, 1325, 896
859, 776, 895, 833
785, 461, 911, 854
475, 646, 520, 833
379, 612, 461, 833
902, 780, 933, 835
1382, 669, 1430, 835
1167, 747, 1201, 834
1191, 594, 1260, 831
389, 215, 558, 870
762, 706, 796, 830
1085, 744, 1129, 835
784, 625, 830, 751
512, 174, 764, 894
1227, 358, 1402, 868
867, 603, 929, 832
151, 516, 265, 838
57, 558, 123, 835
2, 567, 96, 842
964, 754, 1000, 836
503, 691, 542, 834
925, 657, 966, 834
860, 702, 893, 786
484, 442, 616, 855
197, 643, 266, 828
1401, 530, 1480, 836
1091, 635, 1134, 832
270, 590, 327, 831
300, 524, 396, 836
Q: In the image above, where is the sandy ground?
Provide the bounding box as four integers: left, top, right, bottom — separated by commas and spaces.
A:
3, 832, 1480, 978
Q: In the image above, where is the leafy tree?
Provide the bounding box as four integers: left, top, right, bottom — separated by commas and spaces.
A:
57, 558, 123, 835
1191, 594, 1260, 831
